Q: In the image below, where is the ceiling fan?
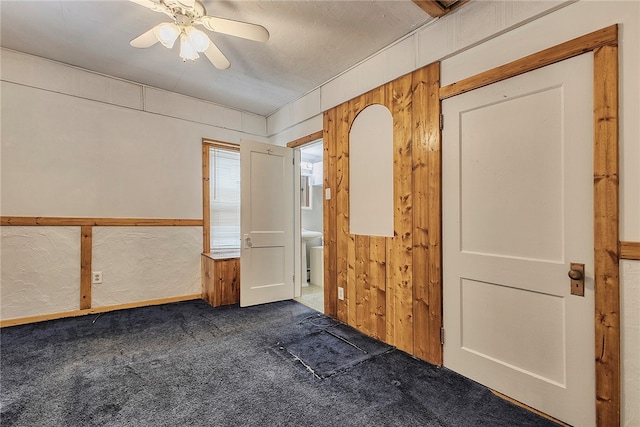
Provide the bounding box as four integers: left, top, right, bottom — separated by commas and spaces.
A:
129, 0, 269, 69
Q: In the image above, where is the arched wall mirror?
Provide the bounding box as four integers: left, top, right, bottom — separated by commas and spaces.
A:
349, 104, 394, 237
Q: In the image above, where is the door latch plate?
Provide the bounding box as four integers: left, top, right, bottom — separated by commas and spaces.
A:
569, 262, 585, 297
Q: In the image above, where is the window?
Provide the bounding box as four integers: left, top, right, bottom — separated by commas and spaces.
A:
203, 140, 240, 255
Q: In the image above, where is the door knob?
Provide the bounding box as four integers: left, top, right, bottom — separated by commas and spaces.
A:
568, 263, 585, 297
244, 235, 252, 248
568, 269, 583, 280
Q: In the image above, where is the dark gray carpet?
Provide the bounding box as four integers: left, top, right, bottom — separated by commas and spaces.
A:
1, 300, 559, 426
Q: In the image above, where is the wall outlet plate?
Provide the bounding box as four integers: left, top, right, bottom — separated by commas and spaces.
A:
92, 271, 103, 284
338, 286, 344, 300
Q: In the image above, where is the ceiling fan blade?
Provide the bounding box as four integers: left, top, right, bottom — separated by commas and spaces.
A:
203, 40, 231, 70
130, 26, 160, 48
201, 16, 269, 42
129, 0, 167, 13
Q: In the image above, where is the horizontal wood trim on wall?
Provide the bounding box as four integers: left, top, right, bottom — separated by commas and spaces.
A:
0, 217, 203, 226
286, 130, 324, 148
620, 241, 640, 260
0, 294, 202, 328
439, 24, 618, 100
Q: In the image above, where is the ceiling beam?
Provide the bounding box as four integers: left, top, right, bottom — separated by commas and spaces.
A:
412, 0, 470, 18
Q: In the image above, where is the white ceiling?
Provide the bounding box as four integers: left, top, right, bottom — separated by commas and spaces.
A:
0, 0, 434, 116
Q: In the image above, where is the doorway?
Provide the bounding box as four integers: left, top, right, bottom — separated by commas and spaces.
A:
442, 53, 595, 426
294, 140, 324, 312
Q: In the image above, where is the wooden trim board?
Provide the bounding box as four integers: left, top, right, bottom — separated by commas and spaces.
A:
286, 130, 323, 149
202, 143, 211, 254
0, 295, 202, 328
412, 0, 470, 18
1, 217, 202, 226
439, 25, 618, 100
593, 40, 620, 427
80, 225, 92, 310
620, 241, 640, 260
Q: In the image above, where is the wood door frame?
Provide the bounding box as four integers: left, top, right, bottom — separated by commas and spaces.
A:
440, 25, 620, 426
286, 132, 325, 299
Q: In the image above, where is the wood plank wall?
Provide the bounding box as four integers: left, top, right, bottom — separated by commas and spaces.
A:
323, 62, 442, 365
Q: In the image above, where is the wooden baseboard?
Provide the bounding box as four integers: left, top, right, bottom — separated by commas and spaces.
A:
490, 390, 569, 426
0, 294, 202, 328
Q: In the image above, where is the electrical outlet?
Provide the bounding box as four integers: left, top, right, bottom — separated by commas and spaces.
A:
92, 271, 103, 284
338, 286, 344, 300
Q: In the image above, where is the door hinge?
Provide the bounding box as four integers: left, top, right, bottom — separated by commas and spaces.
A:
440, 327, 445, 345
439, 114, 444, 131
293, 275, 295, 283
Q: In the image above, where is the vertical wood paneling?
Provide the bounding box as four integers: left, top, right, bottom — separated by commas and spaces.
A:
341, 97, 366, 328
593, 43, 620, 427
425, 63, 443, 366
323, 65, 441, 363
202, 255, 214, 305
80, 225, 92, 310
369, 236, 387, 340
323, 110, 338, 317
412, 63, 443, 364
387, 74, 414, 354
364, 85, 387, 341
201, 255, 240, 307
336, 104, 350, 322
355, 235, 370, 332
217, 258, 240, 306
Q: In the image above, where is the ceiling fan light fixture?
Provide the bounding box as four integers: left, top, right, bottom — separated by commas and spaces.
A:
179, 33, 200, 61
186, 26, 210, 52
130, 0, 268, 69
154, 22, 180, 48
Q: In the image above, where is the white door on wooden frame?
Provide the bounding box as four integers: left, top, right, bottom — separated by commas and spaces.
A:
442, 53, 595, 426
240, 139, 294, 307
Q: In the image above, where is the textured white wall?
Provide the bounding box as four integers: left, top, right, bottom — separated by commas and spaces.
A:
92, 227, 202, 307
0, 50, 268, 321
621, 260, 640, 427
0, 227, 80, 319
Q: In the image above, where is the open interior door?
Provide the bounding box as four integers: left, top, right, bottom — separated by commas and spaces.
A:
240, 139, 294, 307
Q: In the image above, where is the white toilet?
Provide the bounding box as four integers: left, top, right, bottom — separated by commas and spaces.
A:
309, 246, 324, 288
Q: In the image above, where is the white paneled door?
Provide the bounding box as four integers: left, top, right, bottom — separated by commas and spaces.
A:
240, 140, 294, 307
442, 54, 595, 426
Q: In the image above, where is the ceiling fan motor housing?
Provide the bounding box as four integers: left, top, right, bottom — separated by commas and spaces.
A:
162, 0, 206, 21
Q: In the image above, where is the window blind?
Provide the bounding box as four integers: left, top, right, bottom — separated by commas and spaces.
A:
210, 147, 240, 250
